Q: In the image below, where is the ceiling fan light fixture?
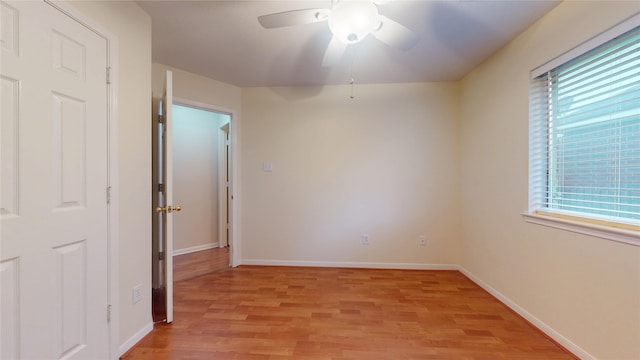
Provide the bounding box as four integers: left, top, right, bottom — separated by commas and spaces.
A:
328, 1, 380, 44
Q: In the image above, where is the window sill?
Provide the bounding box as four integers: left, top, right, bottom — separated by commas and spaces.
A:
521, 213, 640, 247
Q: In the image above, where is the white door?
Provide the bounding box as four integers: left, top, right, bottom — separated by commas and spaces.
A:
156, 70, 178, 323
0, 1, 110, 359
218, 123, 230, 249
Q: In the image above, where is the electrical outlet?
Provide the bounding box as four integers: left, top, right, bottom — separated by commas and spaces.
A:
362, 233, 370, 245
419, 235, 426, 246
132, 284, 143, 304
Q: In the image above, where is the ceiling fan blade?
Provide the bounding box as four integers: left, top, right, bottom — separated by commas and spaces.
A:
372, 15, 419, 51
322, 36, 347, 67
258, 8, 330, 29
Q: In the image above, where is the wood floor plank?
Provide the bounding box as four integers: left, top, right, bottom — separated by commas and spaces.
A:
123, 266, 577, 360
173, 247, 229, 282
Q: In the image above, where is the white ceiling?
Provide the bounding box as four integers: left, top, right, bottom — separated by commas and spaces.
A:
137, 0, 560, 87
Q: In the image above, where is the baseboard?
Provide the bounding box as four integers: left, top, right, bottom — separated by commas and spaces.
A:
173, 242, 219, 257
118, 321, 153, 357
457, 266, 593, 360
241, 258, 458, 271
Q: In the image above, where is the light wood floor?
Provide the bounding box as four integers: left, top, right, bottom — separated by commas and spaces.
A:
124, 265, 576, 359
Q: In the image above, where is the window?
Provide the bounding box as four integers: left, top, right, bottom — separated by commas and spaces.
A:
527, 20, 640, 242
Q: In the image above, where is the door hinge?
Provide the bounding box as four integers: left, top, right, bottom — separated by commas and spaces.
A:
106, 186, 111, 204
158, 252, 165, 261
158, 183, 164, 192
158, 114, 164, 124
106, 67, 112, 85
107, 304, 112, 322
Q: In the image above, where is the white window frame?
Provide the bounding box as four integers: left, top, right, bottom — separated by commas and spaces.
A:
523, 13, 640, 247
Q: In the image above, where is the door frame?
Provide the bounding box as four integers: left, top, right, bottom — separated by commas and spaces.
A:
44, 1, 119, 358
171, 97, 240, 267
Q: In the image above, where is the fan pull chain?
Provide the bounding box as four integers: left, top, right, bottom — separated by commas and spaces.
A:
348, 43, 359, 99
349, 53, 356, 99
350, 77, 355, 99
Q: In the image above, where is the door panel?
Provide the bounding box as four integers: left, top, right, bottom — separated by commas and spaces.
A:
52, 93, 87, 209
1, 75, 19, 217
0, 258, 19, 360
0, 1, 110, 358
162, 70, 174, 323
152, 70, 175, 323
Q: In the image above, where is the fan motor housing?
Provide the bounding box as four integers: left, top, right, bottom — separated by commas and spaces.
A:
328, 2, 380, 44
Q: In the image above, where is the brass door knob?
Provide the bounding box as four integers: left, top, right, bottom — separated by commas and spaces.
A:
156, 205, 182, 213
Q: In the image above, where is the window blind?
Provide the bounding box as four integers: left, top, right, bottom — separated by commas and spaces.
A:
529, 25, 640, 224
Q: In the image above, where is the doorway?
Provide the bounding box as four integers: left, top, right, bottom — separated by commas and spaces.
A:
171, 104, 231, 279
151, 96, 234, 323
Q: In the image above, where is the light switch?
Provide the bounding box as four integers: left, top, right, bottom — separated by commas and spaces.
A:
263, 162, 273, 172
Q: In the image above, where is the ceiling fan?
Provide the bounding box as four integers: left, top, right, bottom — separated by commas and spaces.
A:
258, 0, 419, 67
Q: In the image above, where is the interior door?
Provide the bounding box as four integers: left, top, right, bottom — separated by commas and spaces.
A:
161, 70, 175, 323
218, 123, 230, 249
152, 70, 179, 323
0, 1, 110, 358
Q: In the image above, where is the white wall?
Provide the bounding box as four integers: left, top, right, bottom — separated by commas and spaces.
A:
152, 63, 242, 110
459, 2, 640, 359
67, 0, 153, 353
172, 105, 228, 253
241, 83, 461, 267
